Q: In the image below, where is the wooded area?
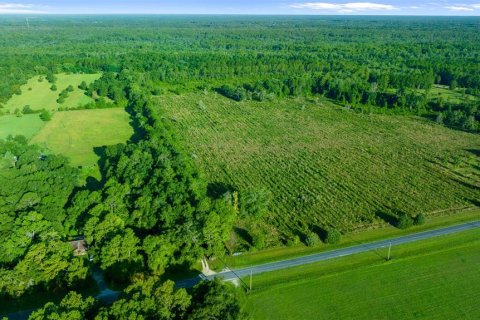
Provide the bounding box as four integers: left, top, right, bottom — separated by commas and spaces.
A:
0, 15, 479, 319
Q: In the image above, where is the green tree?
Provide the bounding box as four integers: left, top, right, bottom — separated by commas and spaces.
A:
29, 291, 95, 320
305, 231, 321, 247
189, 279, 245, 320
414, 213, 426, 226
100, 278, 191, 320
396, 214, 414, 229
325, 229, 341, 244
40, 110, 52, 121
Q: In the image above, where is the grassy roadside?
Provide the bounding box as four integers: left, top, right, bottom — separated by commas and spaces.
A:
245, 228, 480, 319
211, 208, 479, 270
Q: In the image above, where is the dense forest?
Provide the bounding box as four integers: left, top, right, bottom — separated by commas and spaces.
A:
0, 16, 479, 131
0, 15, 479, 318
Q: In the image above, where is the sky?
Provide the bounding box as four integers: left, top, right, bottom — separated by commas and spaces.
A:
1, 1, 480, 15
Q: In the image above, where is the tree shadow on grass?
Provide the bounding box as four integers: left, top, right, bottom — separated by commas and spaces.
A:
310, 225, 327, 242
233, 227, 253, 247
374, 210, 399, 227
207, 181, 235, 199
466, 149, 480, 157
469, 198, 480, 207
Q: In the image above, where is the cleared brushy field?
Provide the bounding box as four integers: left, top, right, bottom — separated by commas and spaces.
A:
160, 93, 480, 237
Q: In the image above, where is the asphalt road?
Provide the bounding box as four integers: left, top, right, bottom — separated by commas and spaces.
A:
176, 220, 480, 288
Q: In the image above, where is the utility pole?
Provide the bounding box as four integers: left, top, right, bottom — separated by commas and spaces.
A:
249, 270, 252, 291
387, 242, 392, 261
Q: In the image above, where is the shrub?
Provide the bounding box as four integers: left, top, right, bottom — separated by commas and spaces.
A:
78, 81, 88, 90
252, 232, 266, 250
287, 235, 301, 246
22, 105, 33, 114
39, 110, 52, 121
46, 73, 57, 83
305, 231, 321, 247
414, 213, 426, 226
325, 229, 341, 244
396, 214, 414, 229
50, 84, 57, 91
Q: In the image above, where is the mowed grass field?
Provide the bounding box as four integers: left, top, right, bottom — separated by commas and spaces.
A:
0, 114, 45, 139
161, 93, 480, 239
246, 228, 480, 320
31, 108, 133, 169
4, 73, 100, 113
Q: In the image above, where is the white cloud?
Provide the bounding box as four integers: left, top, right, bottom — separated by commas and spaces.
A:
471, 3, 480, 9
290, 2, 398, 12
0, 3, 46, 14
444, 5, 475, 11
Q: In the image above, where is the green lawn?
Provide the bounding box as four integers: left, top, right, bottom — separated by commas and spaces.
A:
246, 228, 480, 320
30, 108, 133, 176
0, 114, 45, 139
161, 93, 480, 243
4, 73, 100, 113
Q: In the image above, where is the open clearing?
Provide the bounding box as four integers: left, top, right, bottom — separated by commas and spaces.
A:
161, 93, 480, 240
3, 73, 100, 113
0, 114, 44, 140
31, 108, 133, 169
246, 228, 480, 320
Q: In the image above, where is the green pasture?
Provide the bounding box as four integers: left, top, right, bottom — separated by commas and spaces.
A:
4, 73, 100, 113
246, 228, 480, 320
160, 93, 480, 241
0, 114, 45, 140
31, 108, 133, 172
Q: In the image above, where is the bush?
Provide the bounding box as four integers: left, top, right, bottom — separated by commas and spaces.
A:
22, 105, 33, 114
287, 235, 301, 246
396, 214, 414, 229
218, 85, 247, 102
325, 229, 341, 244
39, 110, 52, 121
414, 213, 426, 225
252, 232, 266, 250
66, 85, 74, 92
78, 81, 88, 90
305, 231, 321, 247
46, 73, 57, 83
50, 84, 57, 91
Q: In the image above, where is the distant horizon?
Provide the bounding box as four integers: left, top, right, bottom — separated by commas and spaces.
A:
1, 1, 480, 16
2, 13, 480, 17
